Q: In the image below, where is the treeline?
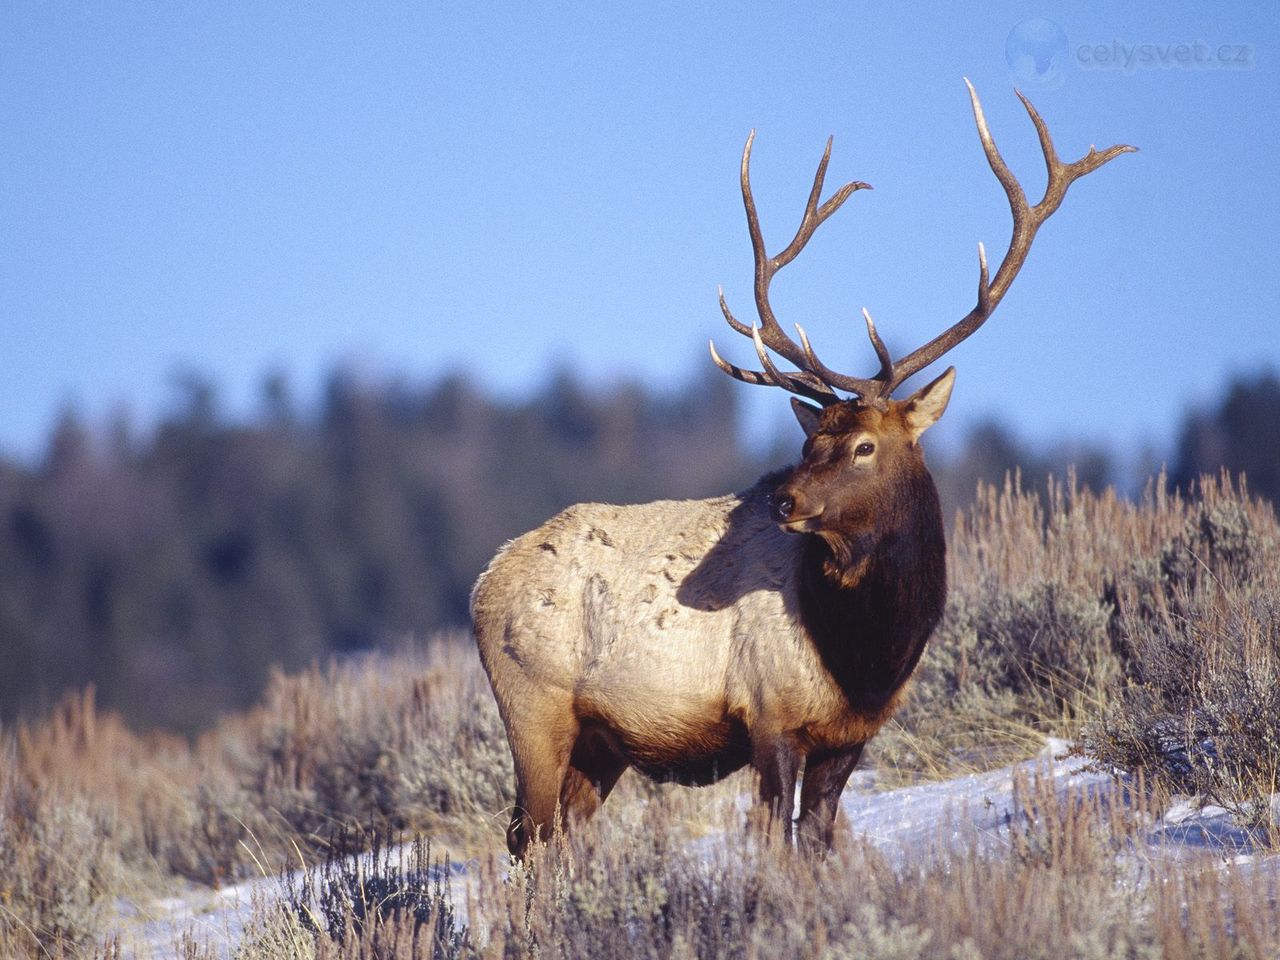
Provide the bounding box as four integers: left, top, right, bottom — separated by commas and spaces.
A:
0, 367, 1275, 731
0, 369, 762, 731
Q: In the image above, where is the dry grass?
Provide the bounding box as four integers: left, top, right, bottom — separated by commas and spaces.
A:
1083, 476, 1280, 835
3, 471, 1279, 958
0, 636, 515, 956
224, 769, 1280, 960
882, 471, 1280, 791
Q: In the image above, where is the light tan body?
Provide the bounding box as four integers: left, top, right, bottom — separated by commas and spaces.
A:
471, 478, 896, 847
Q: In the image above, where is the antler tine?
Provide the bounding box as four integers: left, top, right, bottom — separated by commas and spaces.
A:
708, 338, 839, 405
772, 137, 871, 271
883, 80, 1136, 394
860, 308, 895, 381
717, 286, 753, 338
794, 322, 884, 400
719, 130, 872, 392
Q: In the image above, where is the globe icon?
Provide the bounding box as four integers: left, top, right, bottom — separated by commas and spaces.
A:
1005, 19, 1069, 86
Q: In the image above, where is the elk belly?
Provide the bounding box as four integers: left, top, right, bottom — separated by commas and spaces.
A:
575, 689, 752, 787
624, 713, 752, 786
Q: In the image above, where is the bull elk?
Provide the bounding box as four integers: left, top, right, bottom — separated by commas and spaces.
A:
472, 82, 1133, 856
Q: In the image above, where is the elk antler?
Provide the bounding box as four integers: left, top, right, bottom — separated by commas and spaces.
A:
709, 130, 872, 405
710, 80, 1136, 408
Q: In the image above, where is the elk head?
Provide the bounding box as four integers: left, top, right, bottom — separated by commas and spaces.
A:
710, 81, 1134, 542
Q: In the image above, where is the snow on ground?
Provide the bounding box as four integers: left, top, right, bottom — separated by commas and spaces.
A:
109, 847, 473, 959
111, 880, 261, 959
843, 740, 1251, 865
839, 739, 1109, 866
107, 742, 1275, 959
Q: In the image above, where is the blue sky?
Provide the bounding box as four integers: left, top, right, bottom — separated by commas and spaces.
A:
2, 1, 1276, 465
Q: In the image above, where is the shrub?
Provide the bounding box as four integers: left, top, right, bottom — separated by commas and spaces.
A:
0, 744, 121, 955
1084, 474, 1280, 833
225, 638, 514, 863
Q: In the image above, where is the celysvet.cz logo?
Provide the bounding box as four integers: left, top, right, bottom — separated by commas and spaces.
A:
1076, 39, 1254, 72
1006, 19, 1255, 86
1005, 19, 1070, 88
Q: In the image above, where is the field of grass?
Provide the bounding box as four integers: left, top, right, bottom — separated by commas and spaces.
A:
3, 472, 1279, 958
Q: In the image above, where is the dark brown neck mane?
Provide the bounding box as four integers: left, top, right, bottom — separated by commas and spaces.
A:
796, 462, 947, 715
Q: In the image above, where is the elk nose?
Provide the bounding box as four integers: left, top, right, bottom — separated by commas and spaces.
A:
769, 492, 796, 523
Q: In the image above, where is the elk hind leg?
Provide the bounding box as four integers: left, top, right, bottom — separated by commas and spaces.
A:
505, 703, 579, 859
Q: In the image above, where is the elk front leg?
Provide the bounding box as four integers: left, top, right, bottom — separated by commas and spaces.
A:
796, 743, 864, 853
751, 735, 802, 842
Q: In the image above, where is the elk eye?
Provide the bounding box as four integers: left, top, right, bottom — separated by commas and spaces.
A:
855, 441, 876, 457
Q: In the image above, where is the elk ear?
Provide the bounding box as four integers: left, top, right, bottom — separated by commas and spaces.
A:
790, 398, 822, 437
903, 367, 955, 442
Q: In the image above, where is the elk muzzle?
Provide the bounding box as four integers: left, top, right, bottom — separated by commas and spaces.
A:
770, 485, 822, 530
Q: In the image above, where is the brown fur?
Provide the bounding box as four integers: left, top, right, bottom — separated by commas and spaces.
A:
471, 372, 955, 856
